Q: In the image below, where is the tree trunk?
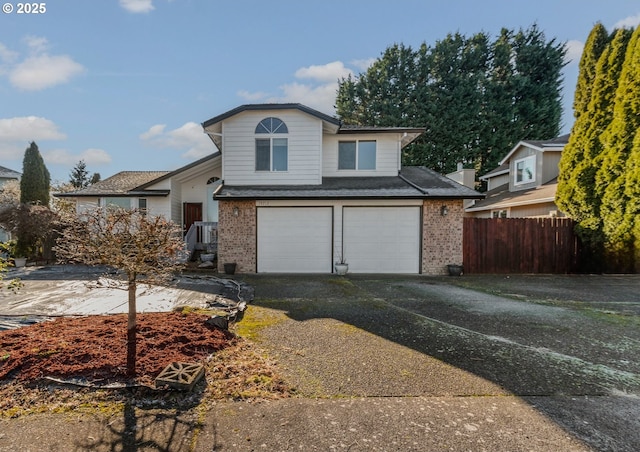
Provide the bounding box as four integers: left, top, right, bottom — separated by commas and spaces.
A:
126, 273, 137, 376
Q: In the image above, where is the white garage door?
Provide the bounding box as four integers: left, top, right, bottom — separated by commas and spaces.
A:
343, 206, 421, 273
257, 207, 333, 273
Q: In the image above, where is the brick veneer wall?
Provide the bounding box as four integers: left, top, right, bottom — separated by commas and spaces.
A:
422, 200, 464, 275
217, 201, 256, 273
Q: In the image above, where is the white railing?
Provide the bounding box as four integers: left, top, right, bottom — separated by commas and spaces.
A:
185, 221, 218, 254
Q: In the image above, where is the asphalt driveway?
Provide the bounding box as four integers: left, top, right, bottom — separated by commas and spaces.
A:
234, 273, 640, 452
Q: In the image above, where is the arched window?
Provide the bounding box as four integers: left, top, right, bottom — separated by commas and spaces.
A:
255, 118, 288, 171
255, 117, 288, 134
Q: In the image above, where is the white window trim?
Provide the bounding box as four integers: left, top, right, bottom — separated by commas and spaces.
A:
338, 140, 377, 171
255, 137, 288, 172
514, 155, 536, 185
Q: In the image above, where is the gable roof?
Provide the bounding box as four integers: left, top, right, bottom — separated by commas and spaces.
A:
215, 166, 482, 200
136, 151, 221, 189
202, 103, 426, 150
56, 171, 170, 198
499, 134, 569, 165
202, 103, 341, 129
479, 163, 509, 181
0, 165, 21, 179
466, 178, 558, 212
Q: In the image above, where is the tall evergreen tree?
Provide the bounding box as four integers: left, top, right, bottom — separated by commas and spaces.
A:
335, 25, 566, 176
624, 129, 640, 268
69, 159, 90, 189
597, 25, 640, 270
557, 24, 611, 222
557, 27, 632, 269
20, 142, 50, 206
572, 23, 611, 120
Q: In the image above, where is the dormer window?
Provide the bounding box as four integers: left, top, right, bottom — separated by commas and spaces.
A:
514, 155, 535, 185
255, 117, 288, 171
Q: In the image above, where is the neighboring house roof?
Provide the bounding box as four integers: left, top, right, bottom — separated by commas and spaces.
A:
466, 178, 558, 212
136, 151, 221, 189
215, 166, 483, 200
479, 163, 509, 181
56, 171, 170, 197
499, 133, 569, 165
0, 165, 21, 179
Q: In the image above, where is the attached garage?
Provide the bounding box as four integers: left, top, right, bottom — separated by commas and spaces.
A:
342, 206, 421, 273
257, 207, 333, 273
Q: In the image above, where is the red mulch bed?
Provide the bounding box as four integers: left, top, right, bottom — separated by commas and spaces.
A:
0, 312, 236, 385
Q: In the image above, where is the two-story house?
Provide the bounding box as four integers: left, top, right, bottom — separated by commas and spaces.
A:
60, 104, 483, 275
465, 134, 569, 218
202, 104, 482, 274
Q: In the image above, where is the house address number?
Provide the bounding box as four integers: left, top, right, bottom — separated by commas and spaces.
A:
257, 201, 270, 206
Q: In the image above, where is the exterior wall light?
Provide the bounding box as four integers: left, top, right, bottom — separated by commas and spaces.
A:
233, 206, 239, 217
440, 205, 449, 216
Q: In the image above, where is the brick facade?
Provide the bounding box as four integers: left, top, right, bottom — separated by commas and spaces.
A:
422, 200, 464, 275
217, 200, 256, 273
218, 199, 465, 275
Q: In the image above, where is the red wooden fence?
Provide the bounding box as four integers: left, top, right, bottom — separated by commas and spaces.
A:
463, 217, 580, 274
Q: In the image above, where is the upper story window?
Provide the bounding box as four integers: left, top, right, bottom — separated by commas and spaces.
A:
338, 140, 376, 170
514, 155, 535, 185
255, 117, 288, 171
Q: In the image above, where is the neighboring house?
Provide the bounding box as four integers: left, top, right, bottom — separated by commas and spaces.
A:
0, 165, 21, 242
465, 134, 569, 218
58, 103, 484, 275
57, 152, 222, 254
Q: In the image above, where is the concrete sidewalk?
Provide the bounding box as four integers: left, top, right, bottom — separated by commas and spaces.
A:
0, 396, 589, 452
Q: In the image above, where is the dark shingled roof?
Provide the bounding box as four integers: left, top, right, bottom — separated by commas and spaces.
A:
57, 171, 170, 197
203, 103, 341, 129
215, 166, 483, 200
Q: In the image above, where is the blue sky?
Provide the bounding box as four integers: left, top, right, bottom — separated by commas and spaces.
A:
1, 1, 639, 183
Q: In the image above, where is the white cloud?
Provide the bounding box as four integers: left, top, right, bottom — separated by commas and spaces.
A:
294, 61, 353, 83
0, 116, 66, 141
240, 61, 358, 115
119, 0, 155, 13
43, 148, 112, 166
350, 58, 376, 72
10, 54, 85, 91
0, 116, 67, 165
614, 14, 640, 29
0, 43, 18, 63
139, 124, 166, 140
23, 35, 49, 54
564, 40, 584, 66
269, 82, 339, 115
140, 122, 213, 159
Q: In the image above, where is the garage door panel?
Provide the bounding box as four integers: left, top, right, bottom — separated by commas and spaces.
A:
343, 207, 420, 274
258, 207, 332, 273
